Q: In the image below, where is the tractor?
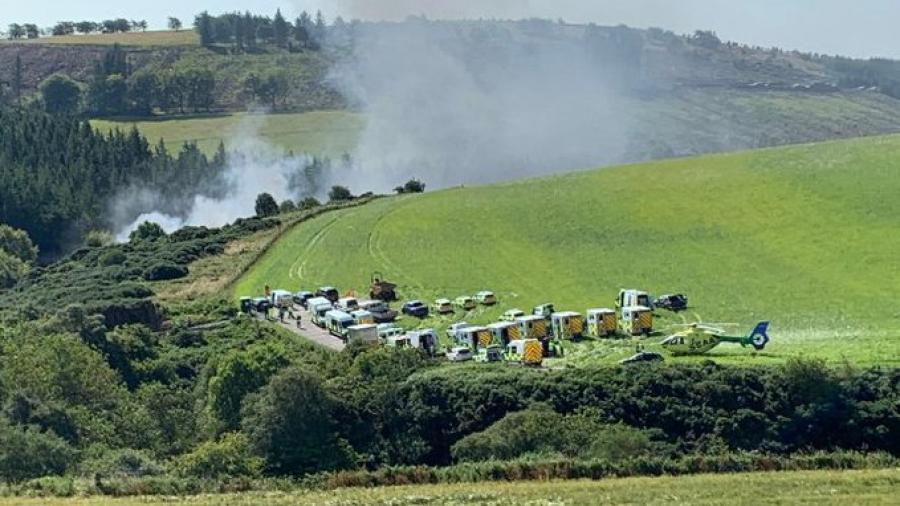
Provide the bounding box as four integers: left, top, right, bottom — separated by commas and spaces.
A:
369, 272, 398, 302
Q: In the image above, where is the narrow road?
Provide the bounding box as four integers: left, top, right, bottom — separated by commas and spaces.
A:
261, 305, 346, 352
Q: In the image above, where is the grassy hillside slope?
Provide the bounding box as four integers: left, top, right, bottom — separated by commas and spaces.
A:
5, 469, 898, 505
91, 111, 363, 157
235, 134, 900, 366
0, 30, 198, 46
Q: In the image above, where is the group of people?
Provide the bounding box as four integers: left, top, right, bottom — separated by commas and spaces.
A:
266, 306, 303, 328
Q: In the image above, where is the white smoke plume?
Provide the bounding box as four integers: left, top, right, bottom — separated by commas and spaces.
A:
329, 19, 632, 192
113, 114, 314, 241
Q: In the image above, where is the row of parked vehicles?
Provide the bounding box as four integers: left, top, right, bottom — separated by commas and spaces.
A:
240, 283, 687, 368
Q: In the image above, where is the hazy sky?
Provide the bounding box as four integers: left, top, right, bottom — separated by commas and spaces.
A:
4, 0, 900, 58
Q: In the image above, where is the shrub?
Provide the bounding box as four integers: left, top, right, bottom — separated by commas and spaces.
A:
79, 448, 166, 479
0, 250, 28, 289
174, 433, 264, 479
128, 221, 167, 243
255, 193, 279, 218
242, 367, 356, 476
328, 186, 353, 202
99, 250, 127, 266
394, 179, 426, 194
84, 230, 114, 248
143, 263, 188, 281
298, 197, 321, 210
0, 421, 76, 483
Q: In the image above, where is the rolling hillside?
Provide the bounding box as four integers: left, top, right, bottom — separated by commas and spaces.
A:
235, 134, 900, 366
91, 111, 363, 157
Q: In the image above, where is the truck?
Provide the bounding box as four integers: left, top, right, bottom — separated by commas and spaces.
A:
617, 289, 652, 310
377, 323, 405, 341
620, 305, 653, 336
347, 324, 379, 345
532, 303, 555, 319
408, 329, 439, 356
307, 297, 333, 327
487, 321, 519, 346
586, 308, 617, 338
506, 339, 543, 366
337, 297, 360, 312
316, 286, 340, 303
446, 322, 476, 340
270, 290, 294, 309
515, 315, 549, 341
359, 300, 398, 323
350, 309, 375, 325
325, 310, 355, 339
551, 311, 585, 340
370, 272, 398, 301
454, 326, 492, 350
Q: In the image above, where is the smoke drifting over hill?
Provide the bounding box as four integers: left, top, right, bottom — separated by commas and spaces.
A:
113, 116, 315, 241
332, 20, 632, 191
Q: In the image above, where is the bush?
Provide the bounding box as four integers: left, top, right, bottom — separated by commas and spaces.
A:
328, 186, 353, 202
80, 448, 166, 479
298, 197, 321, 210
129, 221, 167, 243
242, 367, 356, 476
0, 421, 76, 483
99, 250, 127, 266
84, 230, 114, 248
143, 263, 188, 281
279, 200, 297, 214
255, 193, 279, 218
394, 179, 426, 194
0, 250, 28, 289
174, 433, 264, 479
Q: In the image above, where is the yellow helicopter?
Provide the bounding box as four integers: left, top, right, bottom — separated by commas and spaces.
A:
660, 321, 770, 356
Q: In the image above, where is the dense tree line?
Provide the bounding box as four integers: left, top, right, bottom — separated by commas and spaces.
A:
194, 9, 327, 51
0, 106, 223, 255
5, 19, 146, 40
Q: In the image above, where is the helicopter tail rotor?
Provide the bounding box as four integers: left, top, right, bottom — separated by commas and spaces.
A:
747, 321, 770, 350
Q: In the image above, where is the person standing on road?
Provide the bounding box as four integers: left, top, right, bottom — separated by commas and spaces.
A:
296, 312, 303, 328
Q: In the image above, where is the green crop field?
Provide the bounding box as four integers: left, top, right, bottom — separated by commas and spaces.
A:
0, 30, 198, 46
235, 134, 900, 366
91, 111, 363, 158
3, 469, 898, 505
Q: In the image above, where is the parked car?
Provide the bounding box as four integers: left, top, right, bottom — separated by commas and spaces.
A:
619, 352, 664, 365
432, 298, 454, 314
474, 291, 497, 305
447, 322, 475, 339
360, 300, 398, 323
454, 296, 477, 311
251, 297, 271, 312
293, 291, 315, 307
402, 300, 429, 318
316, 286, 340, 303
653, 293, 689, 312
499, 309, 526, 321
446, 347, 474, 362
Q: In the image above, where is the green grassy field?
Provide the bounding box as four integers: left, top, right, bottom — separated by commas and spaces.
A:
0, 30, 198, 47
4, 469, 898, 505
91, 111, 363, 158
235, 134, 900, 366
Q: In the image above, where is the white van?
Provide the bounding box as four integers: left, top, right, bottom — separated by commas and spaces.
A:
347, 324, 379, 345
325, 310, 355, 339
307, 297, 333, 327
